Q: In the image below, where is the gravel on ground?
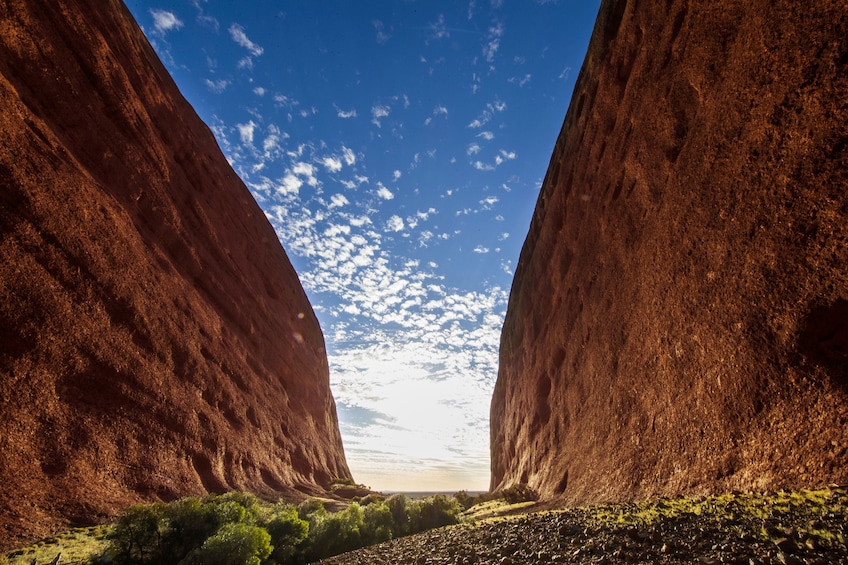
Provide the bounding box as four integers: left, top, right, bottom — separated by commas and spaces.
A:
318, 488, 848, 565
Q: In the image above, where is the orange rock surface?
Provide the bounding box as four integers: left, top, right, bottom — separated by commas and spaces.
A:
0, 0, 350, 549
491, 0, 848, 502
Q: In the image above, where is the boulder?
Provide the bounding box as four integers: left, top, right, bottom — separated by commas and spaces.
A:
491, 0, 848, 502
0, 0, 350, 549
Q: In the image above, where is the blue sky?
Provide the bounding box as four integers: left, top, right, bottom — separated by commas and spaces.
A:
127, 0, 600, 492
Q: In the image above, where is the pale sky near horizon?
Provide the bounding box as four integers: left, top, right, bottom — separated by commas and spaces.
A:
126, 0, 601, 492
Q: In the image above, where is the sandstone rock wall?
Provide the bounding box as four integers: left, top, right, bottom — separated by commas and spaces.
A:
491, 0, 848, 503
0, 0, 350, 548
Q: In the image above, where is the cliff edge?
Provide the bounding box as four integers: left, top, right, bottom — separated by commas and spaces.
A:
0, 0, 350, 549
492, 0, 848, 502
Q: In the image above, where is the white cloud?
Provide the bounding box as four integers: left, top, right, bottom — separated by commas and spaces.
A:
150, 9, 183, 34
236, 121, 256, 145
473, 245, 490, 253
430, 14, 449, 39
190, 0, 218, 31
477, 131, 494, 140
342, 147, 357, 166
483, 22, 504, 63
467, 99, 507, 128
204, 78, 230, 93
433, 105, 449, 117
253, 86, 266, 96
499, 149, 517, 160
278, 173, 302, 196
386, 215, 405, 232
229, 23, 264, 56
480, 195, 499, 209
273, 94, 298, 108
329, 194, 350, 209
373, 20, 391, 44
337, 107, 358, 119
467, 143, 481, 155
322, 156, 343, 173
292, 161, 319, 187
472, 161, 495, 171
498, 232, 510, 240
375, 183, 394, 200
509, 73, 532, 87
371, 105, 390, 127
393, 170, 402, 181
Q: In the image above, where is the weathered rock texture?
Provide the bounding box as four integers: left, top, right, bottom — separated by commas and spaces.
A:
491, 0, 848, 503
0, 0, 350, 549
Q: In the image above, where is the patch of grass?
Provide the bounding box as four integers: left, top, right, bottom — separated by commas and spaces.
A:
4, 525, 111, 565
575, 486, 848, 547
462, 499, 537, 521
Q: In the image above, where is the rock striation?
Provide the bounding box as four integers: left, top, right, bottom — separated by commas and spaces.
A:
491, 0, 848, 503
0, 0, 350, 549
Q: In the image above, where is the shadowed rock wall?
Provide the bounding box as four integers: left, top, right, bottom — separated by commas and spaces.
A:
0, 0, 350, 548
491, 0, 848, 503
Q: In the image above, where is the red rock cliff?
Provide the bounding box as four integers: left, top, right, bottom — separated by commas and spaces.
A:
0, 0, 350, 548
491, 0, 848, 503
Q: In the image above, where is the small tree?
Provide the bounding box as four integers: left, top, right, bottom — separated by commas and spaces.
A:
501, 483, 539, 504
416, 495, 461, 531
180, 523, 272, 565
362, 501, 394, 544
296, 498, 327, 523
305, 503, 364, 561
107, 503, 167, 564
263, 503, 308, 564
385, 494, 413, 537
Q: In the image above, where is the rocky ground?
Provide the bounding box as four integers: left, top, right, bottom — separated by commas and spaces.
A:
318, 488, 848, 565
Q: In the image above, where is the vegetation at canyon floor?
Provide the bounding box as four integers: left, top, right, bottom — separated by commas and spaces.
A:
4, 487, 846, 564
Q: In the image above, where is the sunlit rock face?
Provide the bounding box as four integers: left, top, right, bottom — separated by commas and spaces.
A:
0, 0, 350, 549
491, 0, 848, 503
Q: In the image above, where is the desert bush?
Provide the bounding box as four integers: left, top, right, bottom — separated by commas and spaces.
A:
414, 495, 462, 531
180, 523, 271, 565
296, 498, 327, 523
104, 493, 264, 564
453, 490, 475, 510
359, 493, 385, 506
262, 503, 308, 564
500, 483, 540, 504
385, 494, 414, 536
100, 490, 464, 565
361, 501, 394, 544
304, 503, 364, 561
106, 503, 167, 564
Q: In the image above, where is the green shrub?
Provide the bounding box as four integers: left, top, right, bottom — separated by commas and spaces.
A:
362, 501, 394, 544
453, 490, 475, 511
385, 494, 414, 536
180, 523, 271, 565
263, 503, 308, 564
107, 503, 167, 564
105, 493, 264, 564
500, 484, 539, 504
359, 493, 385, 506
296, 498, 327, 523
304, 503, 364, 561
415, 495, 461, 531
